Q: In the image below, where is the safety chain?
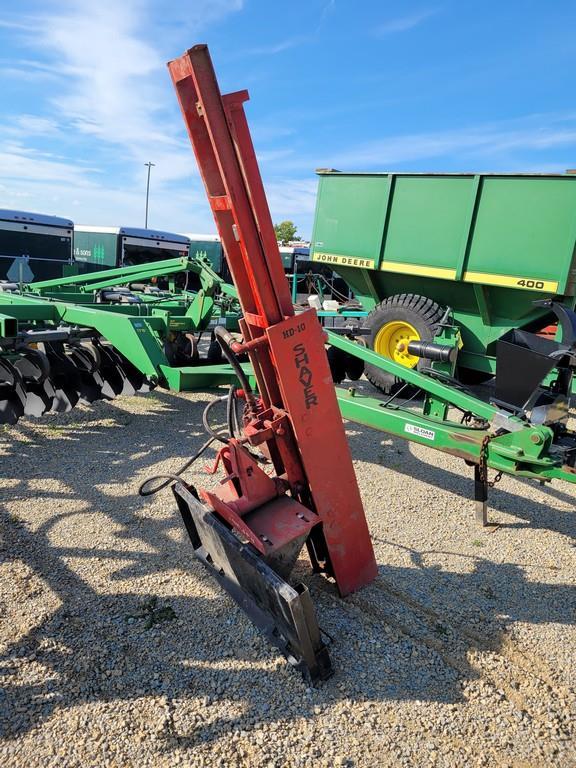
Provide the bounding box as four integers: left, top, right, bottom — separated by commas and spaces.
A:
478, 434, 503, 488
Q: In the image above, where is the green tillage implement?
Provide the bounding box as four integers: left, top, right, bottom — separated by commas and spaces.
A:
0, 256, 247, 424
310, 171, 576, 385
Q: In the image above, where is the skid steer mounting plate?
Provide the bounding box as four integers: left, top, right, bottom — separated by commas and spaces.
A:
173, 482, 333, 683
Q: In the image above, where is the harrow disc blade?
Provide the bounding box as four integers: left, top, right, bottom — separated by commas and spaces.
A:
0, 394, 25, 424
13, 349, 56, 417
99, 345, 139, 397
93, 342, 129, 399
0, 359, 27, 424
114, 356, 145, 394
39, 343, 81, 413
50, 388, 79, 413
68, 344, 105, 404
23, 384, 56, 417
136, 377, 155, 394
13, 348, 51, 382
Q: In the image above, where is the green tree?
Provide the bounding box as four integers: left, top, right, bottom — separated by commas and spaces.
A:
274, 220, 300, 244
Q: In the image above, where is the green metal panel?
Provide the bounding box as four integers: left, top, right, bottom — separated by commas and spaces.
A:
312, 172, 576, 291
74, 231, 118, 267
382, 175, 473, 274
466, 177, 576, 293
190, 239, 223, 272
311, 174, 391, 265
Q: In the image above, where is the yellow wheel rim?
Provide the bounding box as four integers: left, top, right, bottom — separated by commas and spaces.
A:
374, 320, 421, 368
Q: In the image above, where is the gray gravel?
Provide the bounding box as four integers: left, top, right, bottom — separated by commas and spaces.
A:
0, 388, 575, 767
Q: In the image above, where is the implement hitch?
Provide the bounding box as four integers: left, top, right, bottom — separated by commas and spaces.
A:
330, 298, 576, 525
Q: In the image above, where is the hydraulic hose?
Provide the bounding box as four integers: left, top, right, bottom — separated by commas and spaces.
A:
202, 393, 231, 444
139, 329, 260, 497
139, 392, 233, 497
213, 325, 258, 411
138, 434, 215, 497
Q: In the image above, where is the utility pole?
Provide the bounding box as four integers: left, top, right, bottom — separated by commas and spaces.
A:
144, 161, 155, 228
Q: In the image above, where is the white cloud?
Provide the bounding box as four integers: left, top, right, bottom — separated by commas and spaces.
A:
0, 142, 99, 185
3, 0, 245, 177
265, 178, 318, 216
264, 178, 318, 237
329, 119, 576, 169
4, 115, 62, 137
374, 9, 439, 36
38, 2, 171, 153
262, 112, 576, 173
0, 0, 242, 227
241, 36, 310, 56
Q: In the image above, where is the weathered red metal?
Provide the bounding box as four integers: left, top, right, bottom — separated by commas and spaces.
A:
265, 310, 377, 593
167, 44, 377, 599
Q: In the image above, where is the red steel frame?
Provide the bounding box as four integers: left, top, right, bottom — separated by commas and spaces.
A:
168, 44, 377, 595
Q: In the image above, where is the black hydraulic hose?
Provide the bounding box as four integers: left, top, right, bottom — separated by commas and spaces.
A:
139, 393, 231, 497
226, 383, 240, 439
138, 435, 215, 497
213, 325, 258, 411
139, 330, 260, 498
202, 394, 231, 444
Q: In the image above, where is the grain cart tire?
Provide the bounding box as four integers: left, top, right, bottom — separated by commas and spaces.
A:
364, 294, 444, 393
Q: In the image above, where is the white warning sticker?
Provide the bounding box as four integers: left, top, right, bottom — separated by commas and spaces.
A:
404, 424, 435, 441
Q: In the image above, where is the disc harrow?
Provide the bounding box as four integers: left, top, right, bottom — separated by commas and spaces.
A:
0, 337, 154, 424
0, 255, 243, 426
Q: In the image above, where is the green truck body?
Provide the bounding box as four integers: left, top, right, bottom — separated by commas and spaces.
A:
184, 233, 224, 273
310, 172, 576, 376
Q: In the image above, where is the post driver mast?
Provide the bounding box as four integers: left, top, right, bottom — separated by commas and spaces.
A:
167, 45, 377, 681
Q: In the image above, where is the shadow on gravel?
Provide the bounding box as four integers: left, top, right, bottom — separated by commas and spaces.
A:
0, 391, 574, 749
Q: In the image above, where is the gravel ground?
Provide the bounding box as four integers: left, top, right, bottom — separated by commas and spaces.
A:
0, 387, 575, 767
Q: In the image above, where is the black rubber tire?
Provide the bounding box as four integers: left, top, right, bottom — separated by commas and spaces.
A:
364, 294, 444, 393
327, 346, 347, 384
344, 337, 366, 381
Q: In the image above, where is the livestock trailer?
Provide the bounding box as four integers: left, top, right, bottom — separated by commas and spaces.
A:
73, 226, 190, 271
310, 171, 576, 389
0, 209, 74, 282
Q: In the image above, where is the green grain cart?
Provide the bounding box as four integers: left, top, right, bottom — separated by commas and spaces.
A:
310, 171, 576, 390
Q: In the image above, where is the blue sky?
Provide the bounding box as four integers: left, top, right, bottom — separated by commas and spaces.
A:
0, 0, 575, 238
